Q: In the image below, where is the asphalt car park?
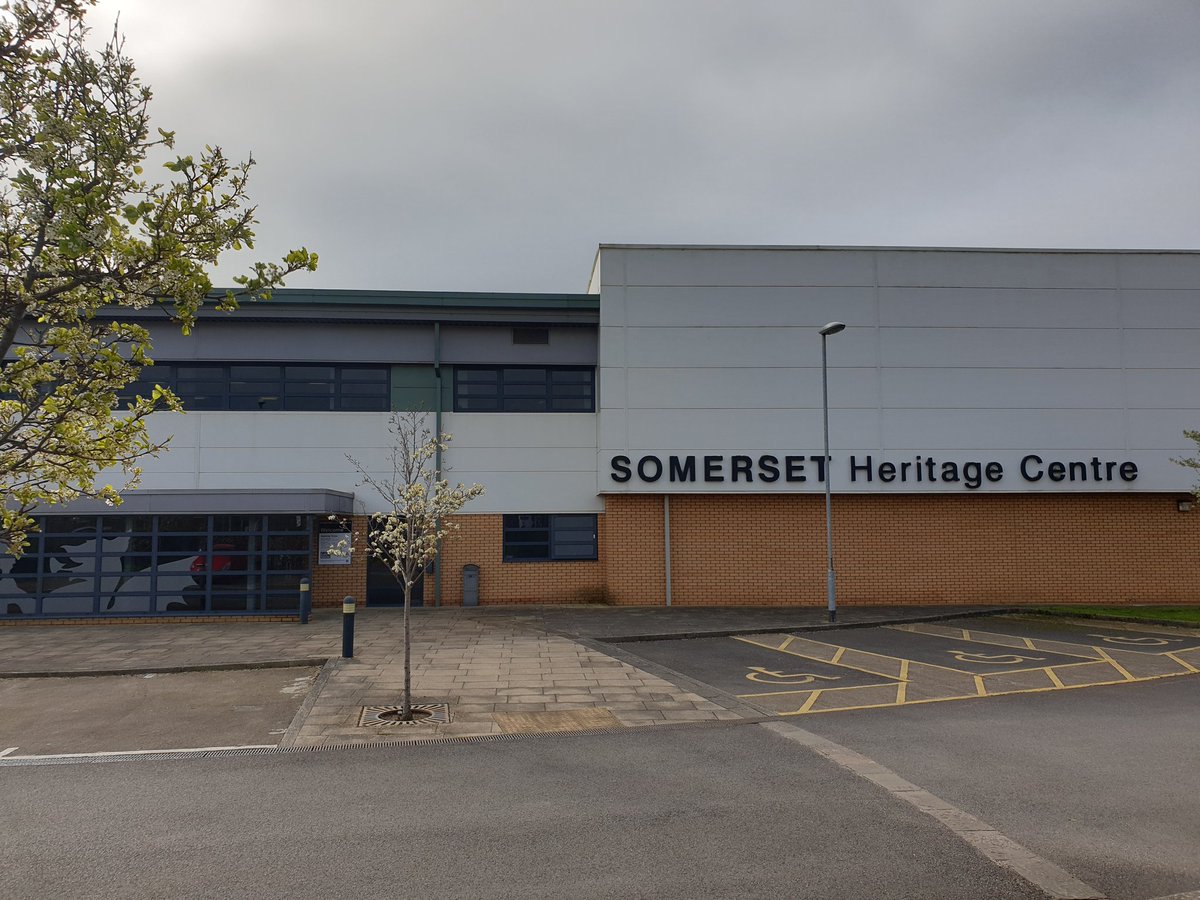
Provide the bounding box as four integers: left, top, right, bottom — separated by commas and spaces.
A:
612, 615, 1200, 717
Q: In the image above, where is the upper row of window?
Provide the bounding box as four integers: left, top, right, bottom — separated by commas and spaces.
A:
116, 364, 595, 413
118, 364, 391, 411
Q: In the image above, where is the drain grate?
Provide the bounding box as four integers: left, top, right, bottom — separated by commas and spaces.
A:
359, 703, 450, 727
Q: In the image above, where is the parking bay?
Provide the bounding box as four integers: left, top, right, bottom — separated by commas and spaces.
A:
613, 616, 1200, 717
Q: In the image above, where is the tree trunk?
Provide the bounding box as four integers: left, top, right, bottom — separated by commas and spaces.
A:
402, 577, 412, 720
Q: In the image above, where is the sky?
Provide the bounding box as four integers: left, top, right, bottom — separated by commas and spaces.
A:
89, 0, 1200, 294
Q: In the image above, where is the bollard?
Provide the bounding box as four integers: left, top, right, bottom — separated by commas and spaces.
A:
299, 577, 311, 625
341, 595, 356, 658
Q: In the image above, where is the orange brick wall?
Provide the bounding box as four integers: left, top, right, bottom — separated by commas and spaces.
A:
438, 514, 607, 605
609, 492, 1200, 606
308, 494, 1200, 608
310, 515, 369, 608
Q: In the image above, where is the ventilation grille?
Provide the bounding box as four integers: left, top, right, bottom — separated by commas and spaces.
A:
511, 327, 549, 345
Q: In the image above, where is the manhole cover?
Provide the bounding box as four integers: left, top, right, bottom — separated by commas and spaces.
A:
359, 704, 450, 727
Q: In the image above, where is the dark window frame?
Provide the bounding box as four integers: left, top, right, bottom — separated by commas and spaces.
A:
118, 363, 390, 412
454, 366, 594, 413
502, 514, 598, 562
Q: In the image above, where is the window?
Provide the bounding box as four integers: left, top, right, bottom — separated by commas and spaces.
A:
117, 363, 389, 411
0, 514, 312, 618
502, 514, 597, 562
454, 366, 594, 412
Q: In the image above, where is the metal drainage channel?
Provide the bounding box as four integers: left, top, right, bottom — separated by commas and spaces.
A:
0, 718, 764, 768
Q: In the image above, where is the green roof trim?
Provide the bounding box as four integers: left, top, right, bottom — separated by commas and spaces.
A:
211, 288, 597, 311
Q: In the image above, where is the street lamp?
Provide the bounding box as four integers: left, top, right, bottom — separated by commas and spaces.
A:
818, 321, 845, 623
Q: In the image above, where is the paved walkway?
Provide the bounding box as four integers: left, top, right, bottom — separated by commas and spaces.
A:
0, 605, 1007, 748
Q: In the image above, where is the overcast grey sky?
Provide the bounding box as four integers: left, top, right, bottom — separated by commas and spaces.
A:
91, 1, 1200, 293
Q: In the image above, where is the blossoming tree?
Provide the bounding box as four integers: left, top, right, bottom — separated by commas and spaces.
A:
347, 411, 484, 721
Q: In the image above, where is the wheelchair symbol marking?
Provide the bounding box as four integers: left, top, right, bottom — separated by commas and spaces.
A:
745, 667, 841, 685
948, 650, 1046, 666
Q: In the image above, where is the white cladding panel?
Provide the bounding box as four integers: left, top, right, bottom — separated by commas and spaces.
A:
598, 247, 1200, 494
117, 411, 601, 514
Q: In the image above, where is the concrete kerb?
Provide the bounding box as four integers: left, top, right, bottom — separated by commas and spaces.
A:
587, 606, 1020, 643
278, 657, 344, 749
0, 657, 331, 679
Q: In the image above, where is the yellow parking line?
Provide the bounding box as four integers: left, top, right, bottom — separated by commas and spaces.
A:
797, 691, 824, 713
974, 675, 987, 696
733, 636, 902, 679
898, 659, 910, 682
831, 646, 846, 665
1093, 648, 1135, 681
895, 682, 907, 704
1165, 651, 1199, 673
1023, 637, 1037, 651
780, 667, 1200, 716
737, 681, 902, 699
1045, 667, 1065, 688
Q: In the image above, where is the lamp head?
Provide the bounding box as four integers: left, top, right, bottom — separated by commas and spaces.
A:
819, 321, 846, 336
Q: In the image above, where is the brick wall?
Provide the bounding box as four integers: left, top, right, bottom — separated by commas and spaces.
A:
609, 492, 1200, 606
438, 514, 607, 605
310, 515, 369, 608
309, 494, 1200, 608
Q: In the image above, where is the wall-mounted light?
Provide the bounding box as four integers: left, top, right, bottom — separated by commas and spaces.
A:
1178, 499, 1193, 513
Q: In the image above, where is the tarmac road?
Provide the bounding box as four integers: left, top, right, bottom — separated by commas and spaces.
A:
803, 675, 1200, 900
1, 723, 1047, 900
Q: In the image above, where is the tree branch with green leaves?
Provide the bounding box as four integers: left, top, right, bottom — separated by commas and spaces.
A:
0, 0, 318, 553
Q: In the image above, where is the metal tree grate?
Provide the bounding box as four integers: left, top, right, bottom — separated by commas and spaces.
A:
358, 703, 451, 726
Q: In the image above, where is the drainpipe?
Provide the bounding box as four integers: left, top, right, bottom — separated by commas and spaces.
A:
663, 494, 672, 606
433, 321, 443, 608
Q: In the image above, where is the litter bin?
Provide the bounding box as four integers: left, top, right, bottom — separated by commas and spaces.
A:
462, 564, 480, 607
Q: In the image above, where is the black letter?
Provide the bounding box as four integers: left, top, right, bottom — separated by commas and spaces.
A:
878, 462, 896, 483
758, 455, 780, 482
704, 456, 725, 482
850, 455, 872, 482
1021, 454, 1043, 482
784, 456, 807, 482
669, 455, 696, 482
1120, 461, 1138, 482
809, 455, 827, 482
637, 455, 663, 482
985, 462, 1003, 483
731, 455, 753, 483
963, 461, 982, 489
1048, 461, 1066, 482
611, 456, 631, 483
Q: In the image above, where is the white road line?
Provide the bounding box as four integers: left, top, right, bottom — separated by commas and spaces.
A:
3, 744, 275, 762
0, 747, 18, 758
761, 721, 1108, 900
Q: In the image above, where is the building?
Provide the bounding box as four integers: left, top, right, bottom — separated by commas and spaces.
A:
2, 245, 1198, 620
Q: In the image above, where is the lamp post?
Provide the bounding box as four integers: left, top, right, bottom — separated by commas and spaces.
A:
819, 321, 846, 623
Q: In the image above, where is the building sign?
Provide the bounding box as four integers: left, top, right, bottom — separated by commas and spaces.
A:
608, 452, 1140, 491
317, 522, 353, 566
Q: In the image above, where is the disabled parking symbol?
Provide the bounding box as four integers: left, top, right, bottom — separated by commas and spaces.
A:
744, 667, 840, 685
947, 650, 1046, 666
